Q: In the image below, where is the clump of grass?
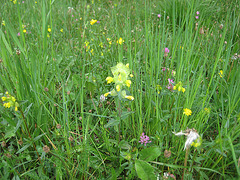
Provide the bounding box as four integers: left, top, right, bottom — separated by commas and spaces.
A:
0, 0, 239, 179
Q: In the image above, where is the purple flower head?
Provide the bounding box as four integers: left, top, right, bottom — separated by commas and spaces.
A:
195, 16, 199, 19
164, 48, 169, 53
168, 78, 174, 84
158, 14, 161, 18
97, 21, 100, 23
196, 11, 200, 15
162, 67, 166, 72
139, 132, 151, 146
17, 32, 20, 36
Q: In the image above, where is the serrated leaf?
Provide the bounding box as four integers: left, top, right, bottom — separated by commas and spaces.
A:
139, 146, 161, 161
135, 160, 155, 180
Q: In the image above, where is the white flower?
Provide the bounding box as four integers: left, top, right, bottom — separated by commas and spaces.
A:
100, 94, 106, 102
173, 128, 200, 150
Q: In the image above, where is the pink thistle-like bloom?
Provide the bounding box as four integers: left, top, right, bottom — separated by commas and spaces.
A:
195, 16, 199, 19
139, 132, 151, 146
165, 48, 169, 53
72, 15, 74, 17
97, 21, 100, 23
196, 11, 200, 15
158, 14, 161, 18
17, 32, 20, 36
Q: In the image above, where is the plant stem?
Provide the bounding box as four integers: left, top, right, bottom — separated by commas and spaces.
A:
182, 147, 190, 180
19, 108, 42, 164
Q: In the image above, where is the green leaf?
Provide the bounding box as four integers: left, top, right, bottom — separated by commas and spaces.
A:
118, 140, 131, 150
104, 118, 120, 128
5, 125, 15, 138
135, 160, 156, 180
139, 146, 161, 161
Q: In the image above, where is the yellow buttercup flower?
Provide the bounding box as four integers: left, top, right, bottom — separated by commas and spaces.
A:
60, 28, 63, 32
126, 63, 129, 68
2, 20, 5, 26
219, 70, 223, 78
130, 74, 133, 78
117, 37, 124, 45
1, 92, 19, 111
90, 19, 97, 25
48, 28, 51, 32
23, 29, 26, 33
183, 108, 192, 116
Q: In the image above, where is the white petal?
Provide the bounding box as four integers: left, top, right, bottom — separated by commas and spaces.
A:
172, 131, 185, 136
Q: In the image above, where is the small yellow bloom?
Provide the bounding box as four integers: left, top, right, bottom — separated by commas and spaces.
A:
182, 87, 186, 93
47, 34, 50, 38
90, 19, 97, 25
125, 96, 134, 101
101, 52, 103, 56
104, 92, 110, 97
219, 70, 223, 78
126, 63, 129, 68
23, 29, 26, 33
15, 106, 18, 111
117, 37, 124, 45
2, 20, 5, 26
204, 108, 210, 114
116, 85, 120, 92
173, 86, 176, 90
48, 28, 51, 32
118, 74, 122, 81
125, 80, 131, 87
106, 77, 114, 84
130, 74, 133, 78
183, 108, 192, 116
2, 97, 6, 101
13, 0, 17, 4
60, 28, 63, 32
91, 49, 94, 55
35, 1, 37, 3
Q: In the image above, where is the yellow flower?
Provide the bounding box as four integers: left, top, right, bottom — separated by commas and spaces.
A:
118, 74, 122, 81
60, 28, 63, 32
116, 85, 120, 92
183, 108, 192, 116
48, 28, 51, 32
125, 96, 134, 101
2, 97, 6, 101
13, 0, 17, 4
130, 74, 133, 78
35, 1, 37, 3
117, 37, 124, 45
173, 86, 176, 90
219, 70, 223, 78
104, 92, 110, 97
101, 52, 103, 56
91, 49, 94, 55
2, 20, 5, 26
204, 108, 210, 114
126, 63, 129, 68
47, 34, 50, 38
1, 92, 19, 111
125, 80, 131, 87
182, 87, 186, 93
23, 29, 26, 33
15, 106, 18, 111
90, 19, 97, 25
106, 77, 114, 84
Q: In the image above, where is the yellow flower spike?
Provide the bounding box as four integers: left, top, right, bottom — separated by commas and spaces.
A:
125, 96, 134, 101
126, 63, 129, 68
15, 106, 18, 111
183, 108, 192, 116
106, 77, 114, 84
116, 85, 120, 92
125, 80, 131, 87
90, 19, 97, 25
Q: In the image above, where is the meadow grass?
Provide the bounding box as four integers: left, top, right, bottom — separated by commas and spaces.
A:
0, 0, 240, 179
